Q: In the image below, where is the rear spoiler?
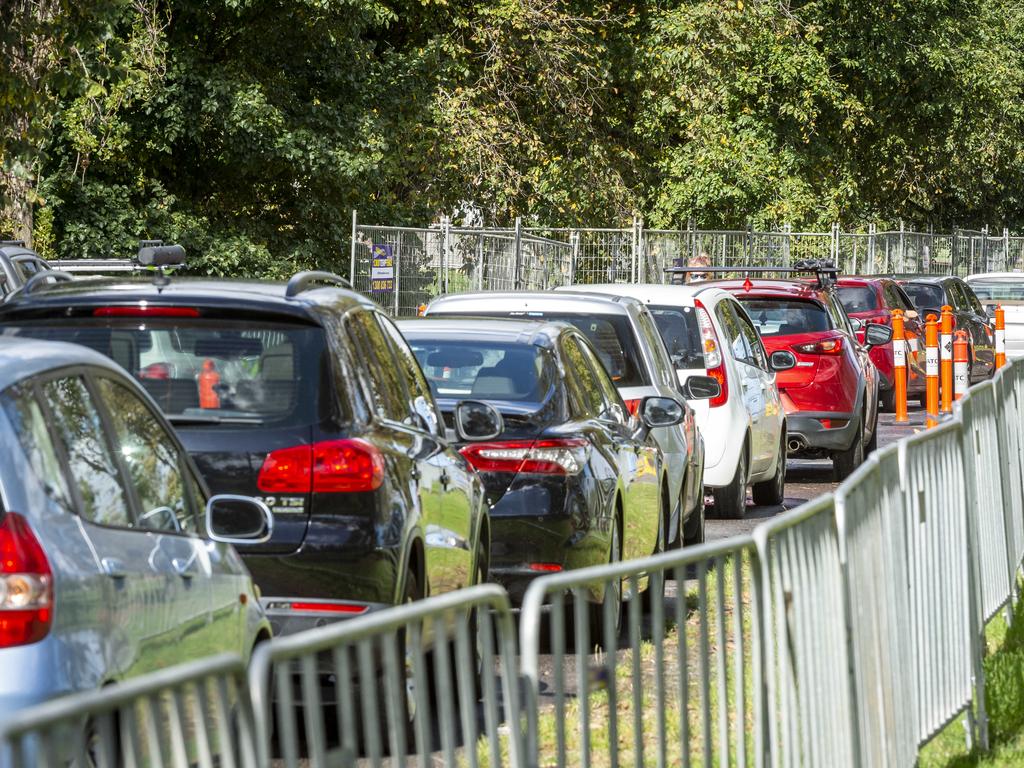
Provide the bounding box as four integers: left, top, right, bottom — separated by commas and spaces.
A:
663, 260, 839, 289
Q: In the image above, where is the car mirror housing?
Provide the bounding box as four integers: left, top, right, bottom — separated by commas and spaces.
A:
769, 350, 797, 371
680, 374, 721, 401
864, 323, 894, 347
454, 400, 504, 442
206, 495, 273, 545
640, 396, 685, 429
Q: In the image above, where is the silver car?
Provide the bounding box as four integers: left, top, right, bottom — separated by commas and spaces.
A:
0, 338, 272, 736
425, 291, 711, 547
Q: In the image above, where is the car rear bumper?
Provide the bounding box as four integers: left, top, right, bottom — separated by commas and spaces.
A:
259, 597, 393, 636
786, 411, 859, 453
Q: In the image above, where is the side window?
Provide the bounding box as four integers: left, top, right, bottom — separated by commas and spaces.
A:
576, 336, 628, 424
892, 284, 915, 312
42, 376, 133, 528
826, 296, 853, 335
346, 311, 409, 423
636, 312, 673, 387
732, 304, 769, 371
95, 376, 198, 534
1, 385, 74, 512
377, 315, 444, 434
561, 335, 605, 418
716, 301, 751, 364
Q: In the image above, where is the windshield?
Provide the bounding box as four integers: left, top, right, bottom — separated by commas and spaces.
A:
737, 298, 832, 337
0, 321, 325, 426
649, 306, 704, 368
968, 281, 1024, 302
408, 339, 557, 405
902, 283, 945, 310
837, 286, 878, 314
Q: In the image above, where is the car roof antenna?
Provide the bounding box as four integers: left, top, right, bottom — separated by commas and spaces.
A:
136, 240, 186, 291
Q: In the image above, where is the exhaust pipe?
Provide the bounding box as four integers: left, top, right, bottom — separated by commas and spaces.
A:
787, 436, 807, 454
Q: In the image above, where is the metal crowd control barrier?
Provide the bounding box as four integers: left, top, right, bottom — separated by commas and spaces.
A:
0, 653, 257, 768
518, 537, 765, 768
248, 584, 523, 768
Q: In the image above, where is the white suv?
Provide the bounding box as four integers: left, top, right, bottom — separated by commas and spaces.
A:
565, 284, 792, 518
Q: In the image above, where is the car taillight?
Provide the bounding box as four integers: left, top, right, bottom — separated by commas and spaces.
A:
694, 300, 728, 407
460, 438, 588, 475
93, 306, 200, 318
0, 513, 52, 648
623, 399, 642, 418
793, 338, 844, 355
257, 440, 385, 494
287, 601, 368, 615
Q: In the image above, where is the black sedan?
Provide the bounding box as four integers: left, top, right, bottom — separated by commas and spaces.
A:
898, 275, 995, 383
398, 317, 718, 627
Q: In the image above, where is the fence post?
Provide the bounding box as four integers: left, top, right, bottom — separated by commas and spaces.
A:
441, 215, 450, 295
688, 216, 696, 266
631, 215, 640, 283
983, 225, 990, 273
477, 234, 485, 290
394, 229, 402, 315
868, 223, 876, 274
569, 230, 579, 285
349, 209, 358, 284
1005, 228, 1011, 272
783, 223, 791, 267
831, 222, 839, 265
513, 216, 523, 289
899, 220, 906, 273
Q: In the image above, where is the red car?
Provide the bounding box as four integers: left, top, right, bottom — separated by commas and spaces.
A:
836, 277, 926, 411
713, 277, 891, 479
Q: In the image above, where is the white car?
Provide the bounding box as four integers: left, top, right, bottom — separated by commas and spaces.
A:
564, 284, 792, 518
966, 272, 1024, 359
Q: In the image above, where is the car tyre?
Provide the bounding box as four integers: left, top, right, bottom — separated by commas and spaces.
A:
712, 443, 747, 519
880, 388, 896, 413
682, 498, 705, 546
832, 416, 864, 481
589, 515, 623, 647
752, 437, 786, 506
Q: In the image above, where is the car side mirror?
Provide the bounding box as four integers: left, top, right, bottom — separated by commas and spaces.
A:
640, 396, 685, 429
206, 495, 273, 545
769, 350, 797, 371
864, 323, 893, 348
680, 374, 721, 401
849, 317, 864, 332
454, 400, 504, 441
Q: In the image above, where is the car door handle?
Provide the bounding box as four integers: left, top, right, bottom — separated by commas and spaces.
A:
440, 471, 451, 488
101, 557, 126, 579
172, 558, 195, 579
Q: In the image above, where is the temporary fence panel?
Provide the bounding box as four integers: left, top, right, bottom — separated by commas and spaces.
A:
754, 496, 858, 768
248, 584, 523, 768
0, 653, 256, 768
993, 363, 1024, 584
519, 538, 766, 768
835, 447, 917, 768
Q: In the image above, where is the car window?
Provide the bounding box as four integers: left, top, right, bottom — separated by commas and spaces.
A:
738, 298, 832, 336
636, 311, 674, 387
575, 336, 628, 424
955, 281, 985, 315
968, 280, 1024, 302
346, 310, 410, 423
377, 315, 444, 434
560, 335, 605, 418
892, 285, 916, 312
649, 305, 705, 369
837, 286, 878, 314
42, 376, 133, 528
1, 385, 74, 513
902, 283, 945, 312
824, 295, 853, 335
715, 301, 752, 364
732, 303, 769, 370
95, 376, 199, 534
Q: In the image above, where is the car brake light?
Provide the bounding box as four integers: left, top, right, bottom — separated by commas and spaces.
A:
528, 563, 563, 572
257, 440, 384, 494
694, 300, 728, 407
623, 399, 642, 418
460, 438, 588, 475
94, 306, 200, 318
794, 338, 844, 355
0, 513, 52, 648
288, 601, 368, 614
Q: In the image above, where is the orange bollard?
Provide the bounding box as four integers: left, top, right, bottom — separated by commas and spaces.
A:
940, 305, 954, 414
953, 330, 969, 401
995, 305, 1007, 369
892, 309, 909, 424
198, 359, 221, 409
925, 313, 940, 428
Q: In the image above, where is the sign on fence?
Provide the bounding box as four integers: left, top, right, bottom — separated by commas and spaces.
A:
370, 243, 395, 292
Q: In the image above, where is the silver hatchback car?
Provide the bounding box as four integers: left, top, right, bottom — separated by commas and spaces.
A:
0, 338, 272, 730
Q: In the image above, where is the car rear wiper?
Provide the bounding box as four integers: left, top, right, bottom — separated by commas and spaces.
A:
166, 413, 264, 425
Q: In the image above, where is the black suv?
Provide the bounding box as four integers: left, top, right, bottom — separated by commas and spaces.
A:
0, 241, 50, 297
0, 267, 492, 636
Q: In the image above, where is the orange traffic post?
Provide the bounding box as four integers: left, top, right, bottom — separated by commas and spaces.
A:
891, 308, 909, 424
939, 305, 954, 414
953, 330, 969, 401
925, 313, 940, 428
995, 304, 1007, 369
198, 359, 220, 409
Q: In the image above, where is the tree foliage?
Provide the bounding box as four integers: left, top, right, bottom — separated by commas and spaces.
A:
2, 0, 1024, 272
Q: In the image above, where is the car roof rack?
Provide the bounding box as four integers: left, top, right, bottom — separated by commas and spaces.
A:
0, 240, 27, 249
664, 259, 839, 289
20, 270, 74, 296
285, 271, 353, 299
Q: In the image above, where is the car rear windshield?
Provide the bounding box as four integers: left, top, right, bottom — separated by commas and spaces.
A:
968, 281, 1024, 302
649, 306, 704, 368
408, 339, 558, 406
737, 298, 832, 336
902, 283, 945, 310
0, 321, 325, 426
837, 286, 879, 313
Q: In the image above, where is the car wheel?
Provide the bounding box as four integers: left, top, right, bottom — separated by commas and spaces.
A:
712, 443, 747, 520
880, 388, 896, 413
865, 411, 879, 455
589, 515, 622, 646
752, 436, 786, 506
832, 416, 864, 481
